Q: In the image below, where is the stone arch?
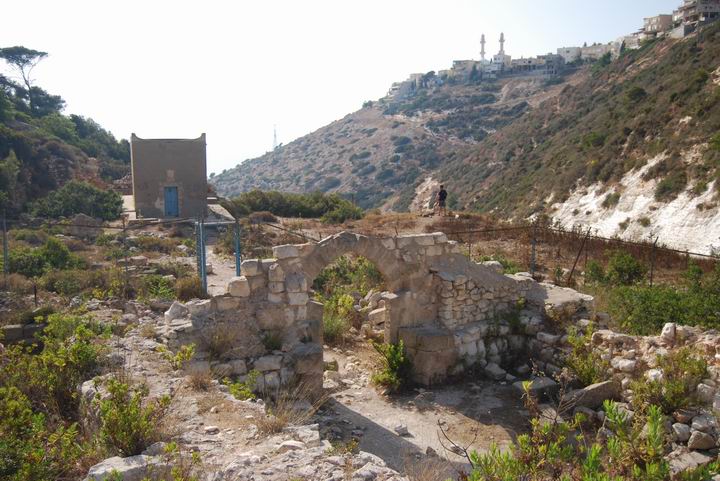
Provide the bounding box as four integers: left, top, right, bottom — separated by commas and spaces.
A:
213, 230, 539, 395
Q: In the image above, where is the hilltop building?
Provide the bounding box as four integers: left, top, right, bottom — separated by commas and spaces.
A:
130, 134, 208, 219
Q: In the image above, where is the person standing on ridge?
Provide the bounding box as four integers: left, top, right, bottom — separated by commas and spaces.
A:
436, 185, 448, 217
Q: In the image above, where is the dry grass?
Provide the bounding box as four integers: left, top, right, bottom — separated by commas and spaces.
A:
404, 455, 455, 481
187, 365, 213, 392
139, 323, 157, 339
200, 322, 245, 360
256, 382, 328, 435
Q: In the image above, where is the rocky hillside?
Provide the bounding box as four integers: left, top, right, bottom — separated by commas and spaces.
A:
214, 24, 720, 253
212, 75, 580, 210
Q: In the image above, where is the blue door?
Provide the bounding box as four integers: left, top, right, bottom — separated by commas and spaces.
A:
164, 186, 179, 217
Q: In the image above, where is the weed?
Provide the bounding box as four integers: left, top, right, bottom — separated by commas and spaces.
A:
175, 277, 206, 302
262, 330, 283, 351
256, 382, 326, 435
371, 340, 412, 392
95, 377, 171, 456
158, 344, 195, 370
565, 323, 610, 386
224, 370, 259, 401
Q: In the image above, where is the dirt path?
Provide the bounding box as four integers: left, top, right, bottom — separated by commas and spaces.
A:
320, 344, 528, 474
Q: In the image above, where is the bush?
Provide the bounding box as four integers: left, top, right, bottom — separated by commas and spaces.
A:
371, 341, 412, 392
140, 275, 176, 301
631, 348, 707, 414
8, 237, 85, 278
225, 190, 363, 221
584, 260, 605, 284
96, 378, 170, 456
175, 277, 206, 301
655, 170, 687, 201
322, 293, 354, 345
41, 268, 109, 297
320, 203, 364, 224
0, 386, 82, 481
565, 324, 610, 386
224, 370, 259, 401
157, 344, 195, 370
605, 250, 646, 286
31, 180, 122, 221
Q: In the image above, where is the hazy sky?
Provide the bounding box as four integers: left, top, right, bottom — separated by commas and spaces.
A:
2, 0, 679, 175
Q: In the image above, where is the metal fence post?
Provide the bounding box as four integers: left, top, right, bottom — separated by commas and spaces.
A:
530, 222, 537, 278
649, 236, 658, 287
234, 219, 242, 276
567, 228, 591, 285
199, 218, 207, 295
2, 209, 8, 284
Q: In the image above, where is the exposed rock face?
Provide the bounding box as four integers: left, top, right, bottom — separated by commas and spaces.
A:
566, 381, 621, 409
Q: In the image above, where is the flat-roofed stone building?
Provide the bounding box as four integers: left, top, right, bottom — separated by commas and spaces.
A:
130, 133, 207, 219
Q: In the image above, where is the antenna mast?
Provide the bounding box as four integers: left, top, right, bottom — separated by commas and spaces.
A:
273, 124, 278, 151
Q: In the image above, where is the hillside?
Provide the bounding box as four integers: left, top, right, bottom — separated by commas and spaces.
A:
212, 74, 581, 210
214, 25, 720, 253
0, 47, 129, 215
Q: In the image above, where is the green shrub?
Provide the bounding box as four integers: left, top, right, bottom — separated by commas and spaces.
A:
626, 85, 648, 103
8, 237, 85, 278
601, 192, 621, 208
175, 277, 206, 301
711, 132, 720, 152
226, 190, 363, 221
631, 348, 707, 414
371, 341, 412, 392
41, 268, 109, 297
261, 331, 283, 351
96, 378, 170, 456
607, 264, 720, 333
655, 170, 687, 201
322, 293, 354, 345
140, 275, 176, 301
224, 370, 259, 401
565, 324, 610, 386
0, 386, 82, 481
313, 255, 384, 297
605, 250, 646, 286
584, 260, 605, 284
31, 180, 122, 221
157, 344, 195, 370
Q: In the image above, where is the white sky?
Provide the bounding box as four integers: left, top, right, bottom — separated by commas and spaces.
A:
2, 0, 679, 175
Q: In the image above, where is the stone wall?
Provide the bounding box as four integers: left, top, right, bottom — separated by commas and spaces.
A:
162, 231, 578, 392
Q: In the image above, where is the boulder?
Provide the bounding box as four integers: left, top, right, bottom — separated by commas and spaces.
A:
164, 301, 188, 323
688, 431, 716, 450
672, 423, 691, 442
668, 449, 714, 476
484, 362, 506, 381
566, 381, 621, 409
254, 355, 283, 372
84, 455, 163, 481
610, 358, 636, 373
513, 376, 559, 400
660, 323, 676, 343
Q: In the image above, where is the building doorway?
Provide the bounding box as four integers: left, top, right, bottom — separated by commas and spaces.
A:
164, 186, 179, 217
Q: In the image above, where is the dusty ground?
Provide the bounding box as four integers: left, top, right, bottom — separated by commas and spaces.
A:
321, 344, 528, 474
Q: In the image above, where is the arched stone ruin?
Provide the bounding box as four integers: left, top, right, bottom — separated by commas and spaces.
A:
163, 231, 588, 395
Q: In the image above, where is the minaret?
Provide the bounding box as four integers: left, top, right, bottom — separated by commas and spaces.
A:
499, 32, 505, 55
480, 34, 486, 61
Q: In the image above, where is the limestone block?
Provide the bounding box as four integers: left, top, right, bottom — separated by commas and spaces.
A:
696, 384, 716, 404
661, 323, 676, 343
307, 300, 324, 321
397, 233, 436, 248
446, 241, 461, 253
691, 414, 716, 433
295, 305, 307, 321
368, 307, 387, 326
130, 256, 149, 266
84, 455, 163, 481
513, 376, 559, 399
269, 281, 285, 293
2, 324, 23, 342
268, 292, 284, 304
431, 232, 448, 244
164, 301, 188, 323
227, 276, 251, 297
537, 332, 561, 346
241, 259, 261, 277
381, 237, 396, 250
476, 339, 486, 359
273, 245, 299, 259
425, 245, 444, 257
246, 275, 267, 291
230, 359, 247, 376
255, 355, 283, 372
566, 380, 621, 409
215, 296, 242, 311
285, 273, 308, 293
410, 348, 457, 385
484, 362, 506, 381
268, 264, 285, 282
288, 292, 309, 306
264, 371, 281, 390
186, 299, 212, 319
610, 358, 637, 373
481, 260, 504, 273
